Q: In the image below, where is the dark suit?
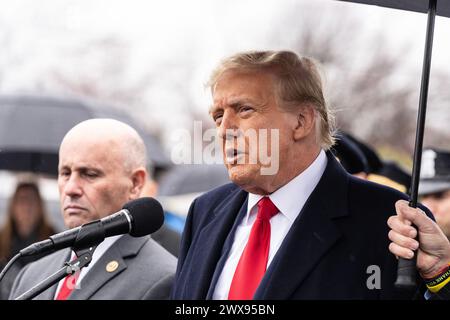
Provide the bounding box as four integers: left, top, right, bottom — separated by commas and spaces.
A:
10, 235, 176, 300
172, 152, 431, 299
430, 283, 450, 300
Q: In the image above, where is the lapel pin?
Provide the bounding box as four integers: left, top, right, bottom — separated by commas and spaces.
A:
106, 260, 119, 273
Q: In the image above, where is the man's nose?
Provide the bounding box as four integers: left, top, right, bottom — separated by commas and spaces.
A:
217, 112, 239, 140
62, 175, 83, 198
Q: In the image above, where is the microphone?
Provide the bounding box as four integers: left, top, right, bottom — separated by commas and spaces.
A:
19, 197, 164, 257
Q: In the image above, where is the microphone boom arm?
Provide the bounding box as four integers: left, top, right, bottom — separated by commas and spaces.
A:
15, 246, 97, 300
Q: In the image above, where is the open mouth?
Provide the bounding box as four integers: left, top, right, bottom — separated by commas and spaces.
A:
225, 148, 246, 163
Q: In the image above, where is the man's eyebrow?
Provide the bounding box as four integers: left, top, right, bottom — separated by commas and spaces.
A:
79, 166, 97, 171
209, 98, 253, 114
58, 165, 69, 171
59, 165, 102, 172
78, 166, 104, 173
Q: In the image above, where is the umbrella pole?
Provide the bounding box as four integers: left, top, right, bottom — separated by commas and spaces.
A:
395, 0, 437, 289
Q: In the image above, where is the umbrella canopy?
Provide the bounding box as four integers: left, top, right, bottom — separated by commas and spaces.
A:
339, 0, 450, 17
0, 95, 171, 176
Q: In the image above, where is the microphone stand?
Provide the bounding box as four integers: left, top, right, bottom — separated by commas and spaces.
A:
15, 246, 97, 300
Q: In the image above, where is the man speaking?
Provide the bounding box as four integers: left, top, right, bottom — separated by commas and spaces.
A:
9, 119, 176, 300
172, 50, 432, 299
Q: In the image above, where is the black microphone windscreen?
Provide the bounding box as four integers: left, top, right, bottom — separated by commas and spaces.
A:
122, 197, 164, 237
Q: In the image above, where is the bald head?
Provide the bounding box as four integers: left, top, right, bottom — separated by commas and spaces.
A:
58, 119, 148, 229
60, 119, 147, 173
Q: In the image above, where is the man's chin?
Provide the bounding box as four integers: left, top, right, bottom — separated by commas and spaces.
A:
227, 164, 260, 187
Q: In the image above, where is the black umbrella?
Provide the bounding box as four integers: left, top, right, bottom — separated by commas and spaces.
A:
338, 0, 444, 288
340, 0, 449, 17
0, 95, 171, 177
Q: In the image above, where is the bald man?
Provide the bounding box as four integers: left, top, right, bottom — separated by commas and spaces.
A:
9, 119, 176, 300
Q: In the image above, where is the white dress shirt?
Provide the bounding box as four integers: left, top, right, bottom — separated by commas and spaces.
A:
54, 234, 123, 299
212, 150, 327, 299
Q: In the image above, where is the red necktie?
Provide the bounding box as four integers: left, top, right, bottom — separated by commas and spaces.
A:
228, 197, 279, 300
55, 257, 81, 300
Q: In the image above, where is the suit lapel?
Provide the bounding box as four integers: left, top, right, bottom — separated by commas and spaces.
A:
69, 235, 148, 300
179, 187, 248, 299
206, 198, 248, 299
38, 249, 71, 300
255, 152, 350, 299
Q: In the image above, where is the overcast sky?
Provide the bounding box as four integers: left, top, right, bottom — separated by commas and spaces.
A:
0, 0, 449, 152
1, 1, 449, 101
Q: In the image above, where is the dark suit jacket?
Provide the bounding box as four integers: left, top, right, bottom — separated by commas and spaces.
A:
172, 152, 432, 300
10, 235, 176, 300
430, 282, 450, 300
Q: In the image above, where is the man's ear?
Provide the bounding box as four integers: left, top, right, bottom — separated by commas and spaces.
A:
129, 168, 147, 199
293, 104, 316, 141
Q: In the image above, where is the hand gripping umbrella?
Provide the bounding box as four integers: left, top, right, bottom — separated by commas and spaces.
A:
338, 0, 444, 289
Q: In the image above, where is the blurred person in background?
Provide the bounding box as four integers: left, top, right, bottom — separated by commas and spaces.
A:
333, 131, 411, 194
332, 132, 369, 179
419, 148, 450, 240
0, 180, 56, 300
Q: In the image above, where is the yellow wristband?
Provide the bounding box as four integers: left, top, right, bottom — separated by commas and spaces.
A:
425, 264, 450, 293
426, 276, 450, 293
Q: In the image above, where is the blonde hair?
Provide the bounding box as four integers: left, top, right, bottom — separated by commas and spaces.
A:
207, 50, 335, 149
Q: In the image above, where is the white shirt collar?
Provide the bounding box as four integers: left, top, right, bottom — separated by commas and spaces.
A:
55, 234, 123, 299
247, 149, 327, 223
71, 234, 123, 281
